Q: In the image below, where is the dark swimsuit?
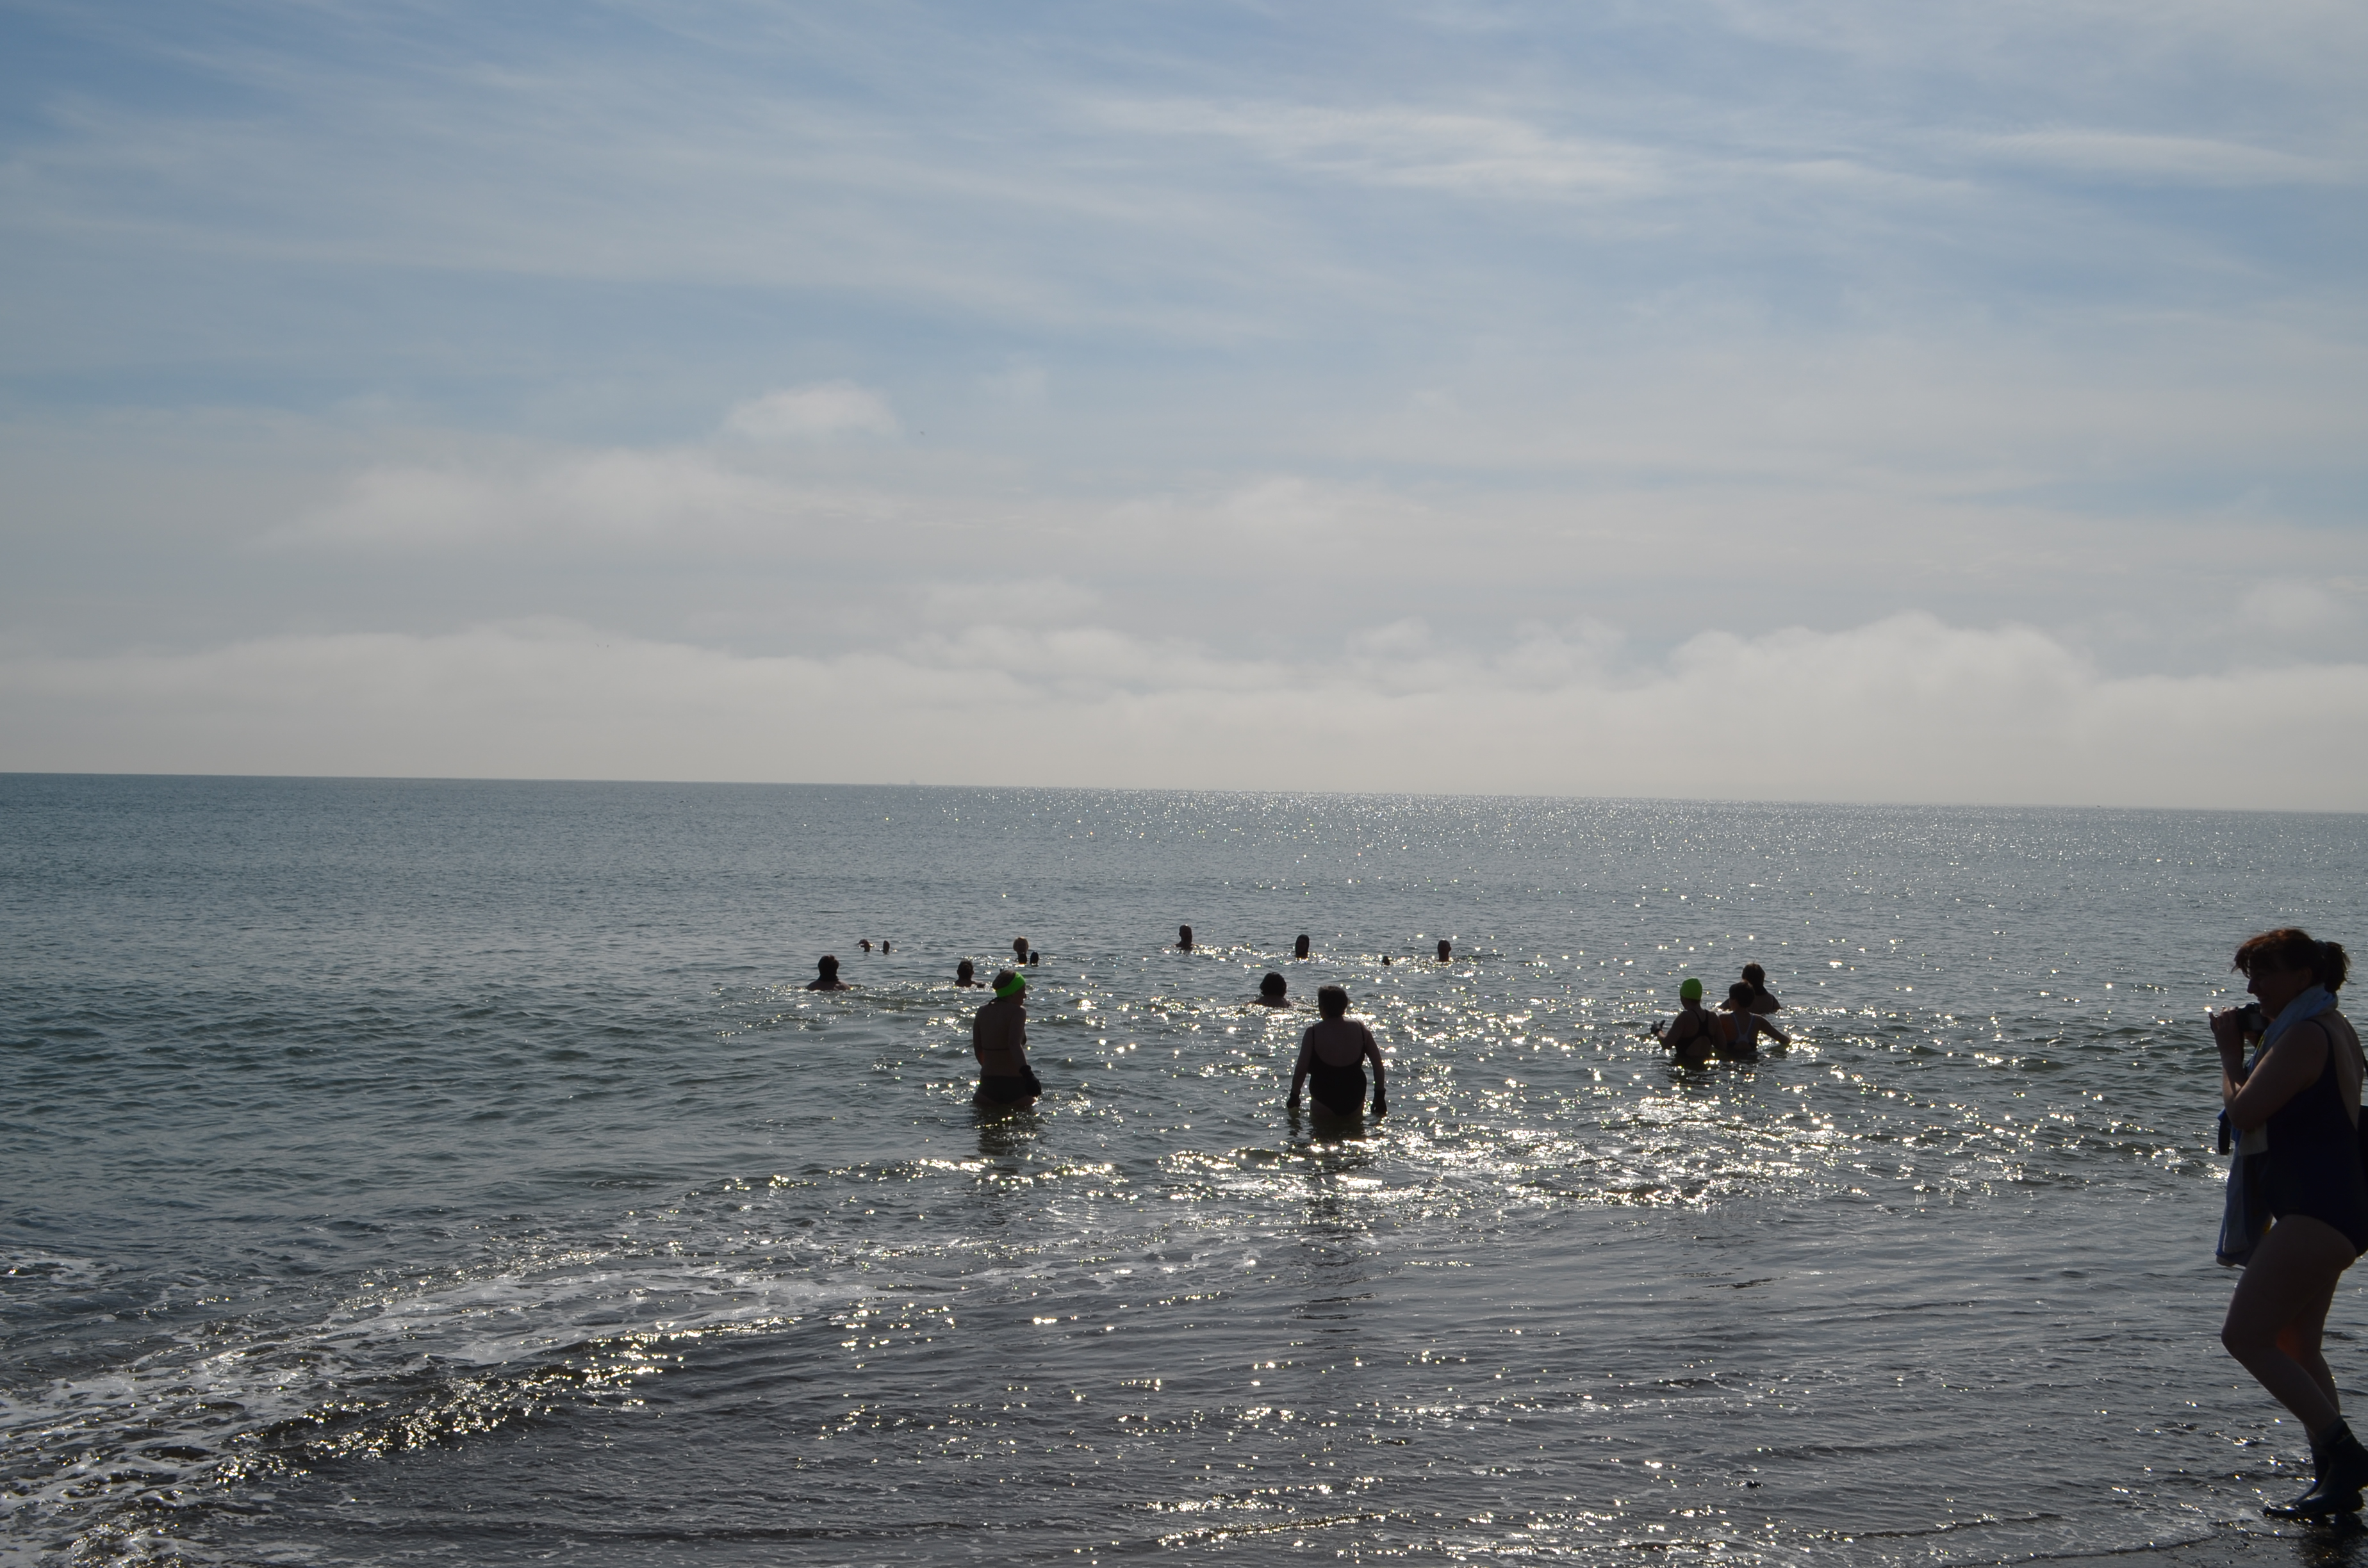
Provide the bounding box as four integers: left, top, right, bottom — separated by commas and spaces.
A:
2261, 1021, 2368, 1256
1309, 1062, 1367, 1118
977, 1069, 1042, 1104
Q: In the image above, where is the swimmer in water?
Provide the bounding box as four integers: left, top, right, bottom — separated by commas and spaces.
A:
859, 938, 871, 953
1288, 984, 1387, 1119
1012, 936, 1032, 966
1711, 982, 1790, 1059
973, 970, 1040, 1107
1740, 962, 1781, 1014
955, 958, 983, 988
1652, 978, 1713, 1064
1256, 972, 1290, 1007
1437, 938, 1452, 962
1178, 924, 1194, 951
1295, 934, 1311, 959
805, 955, 852, 992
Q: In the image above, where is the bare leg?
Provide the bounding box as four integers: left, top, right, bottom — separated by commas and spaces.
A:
2224, 1215, 2355, 1438
2279, 1300, 2342, 1420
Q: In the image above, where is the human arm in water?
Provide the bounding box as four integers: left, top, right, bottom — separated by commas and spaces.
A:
1287, 1030, 1314, 1111
1361, 1020, 1387, 1115
1754, 1014, 1791, 1049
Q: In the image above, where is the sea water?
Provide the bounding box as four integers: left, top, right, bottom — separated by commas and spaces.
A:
3, 776, 2365, 1565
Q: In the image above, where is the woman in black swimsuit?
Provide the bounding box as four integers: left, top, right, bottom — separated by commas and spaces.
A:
972, 970, 1041, 1107
2215, 927, 2368, 1519
1288, 985, 1387, 1120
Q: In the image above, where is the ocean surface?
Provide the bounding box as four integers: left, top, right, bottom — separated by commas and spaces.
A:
5, 777, 2368, 1567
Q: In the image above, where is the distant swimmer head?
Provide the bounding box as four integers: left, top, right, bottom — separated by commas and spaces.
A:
993, 970, 1026, 999
1178, 924, 1194, 950
818, 955, 841, 977
1013, 936, 1030, 959
1317, 984, 1349, 1018
1679, 977, 1703, 1002
1260, 972, 1287, 1000
957, 959, 975, 984
1741, 962, 1766, 987
1437, 939, 1452, 961
1295, 935, 1311, 959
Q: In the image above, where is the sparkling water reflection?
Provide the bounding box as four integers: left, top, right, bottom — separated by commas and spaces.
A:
3, 779, 2364, 1563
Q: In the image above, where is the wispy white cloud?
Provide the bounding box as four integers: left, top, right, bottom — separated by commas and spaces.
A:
273, 447, 876, 551
1099, 101, 1659, 198
1977, 129, 2350, 186
724, 383, 901, 442
8, 613, 2367, 809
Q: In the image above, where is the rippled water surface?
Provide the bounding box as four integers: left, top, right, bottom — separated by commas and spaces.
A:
6, 777, 2368, 1565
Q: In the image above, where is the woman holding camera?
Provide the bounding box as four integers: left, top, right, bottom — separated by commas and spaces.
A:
2215, 927, 2368, 1519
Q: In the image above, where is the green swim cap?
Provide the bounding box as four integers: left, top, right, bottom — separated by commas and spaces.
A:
1679, 977, 1703, 1001
994, 973, 1028, 999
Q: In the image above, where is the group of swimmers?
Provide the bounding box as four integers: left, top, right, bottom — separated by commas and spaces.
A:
1649, 963, 1789, 1064
804, 929, 1462, 997
802, 930, 1427, 1119
958, 958, 1390, 1120
801, 930, 1788, 1120
804, 916, 2368, 1525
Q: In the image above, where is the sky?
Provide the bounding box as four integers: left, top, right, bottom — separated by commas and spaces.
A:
2, 0, 2365, 807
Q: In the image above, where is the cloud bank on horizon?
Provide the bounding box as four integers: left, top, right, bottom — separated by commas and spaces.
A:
1, 1, 2364, 807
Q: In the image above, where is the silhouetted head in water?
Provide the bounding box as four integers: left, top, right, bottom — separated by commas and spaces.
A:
1726, 981, 1755, 1010
956, 959, 978, 986
1381, 954, 1391, 967
880, 940, 891, 954
859, 938, 871, 952
1259, 972, 1287, 1005
821, 955, 839, 977
1317, 984, 1349, 1019
1741, 962, 1766, 988
1013, 936, 1030, 962
805, 954, 850, 991
1294, 934, 1311, 959
1437, 938, 1452, 961
1178, 924, 1194, 951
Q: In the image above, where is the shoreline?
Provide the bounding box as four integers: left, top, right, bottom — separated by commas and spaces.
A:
2044, 1522, 2368, 1567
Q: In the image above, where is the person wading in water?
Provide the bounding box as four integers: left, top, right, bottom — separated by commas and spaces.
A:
1652, 978, 1713, 1065
1288, 984, 1387, 1120
2214, 928, 2368, 1519
973, 970, 1041, 1108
